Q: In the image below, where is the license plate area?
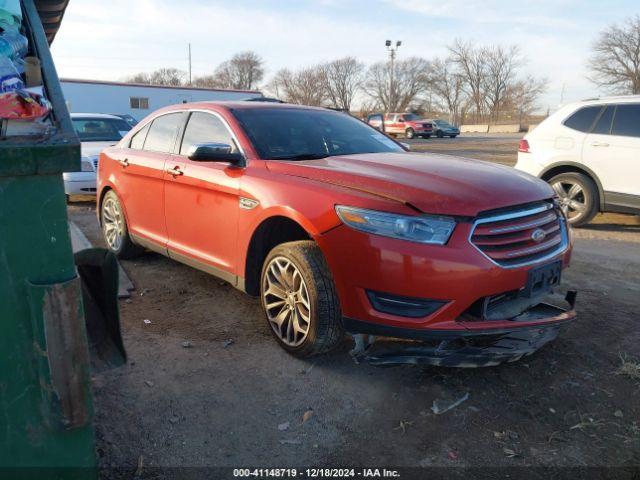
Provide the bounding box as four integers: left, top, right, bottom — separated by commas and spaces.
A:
523, 261, 562, 298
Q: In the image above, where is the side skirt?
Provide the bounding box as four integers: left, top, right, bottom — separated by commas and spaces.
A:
130, 233, 247, 292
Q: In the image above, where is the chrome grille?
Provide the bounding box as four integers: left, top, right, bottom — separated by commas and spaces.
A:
470, 202, 568, 268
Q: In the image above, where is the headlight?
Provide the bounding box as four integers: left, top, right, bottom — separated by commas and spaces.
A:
80, 155, 98, 172
335, 205, 456, 245
80, 159, 94, 172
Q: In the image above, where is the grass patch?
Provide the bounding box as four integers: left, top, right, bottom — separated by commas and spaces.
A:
617, 354, 640, 381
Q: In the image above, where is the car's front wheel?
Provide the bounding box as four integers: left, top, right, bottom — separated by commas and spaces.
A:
101, 190, 144, 259
548, 172, 599, 227
260, 241, 344, 358
405, 128, 415, 139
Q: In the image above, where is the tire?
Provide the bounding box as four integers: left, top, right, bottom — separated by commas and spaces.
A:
405, 128, 415, 139
260, 240, 344, 358
548, 172, 599, 227
436, 130, 444, 138
100, 190, 144, 259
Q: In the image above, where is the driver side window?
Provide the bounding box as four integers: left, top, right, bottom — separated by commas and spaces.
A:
180, 112, 236, 156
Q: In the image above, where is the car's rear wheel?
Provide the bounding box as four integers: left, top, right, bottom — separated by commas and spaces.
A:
405, 128, 415, 139
548, 172, 599, 227
260, 241, 344, 358
101, 190, 144, 259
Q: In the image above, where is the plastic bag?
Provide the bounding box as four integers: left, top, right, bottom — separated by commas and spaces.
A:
0, 56, 23, 92
0, 0, 21, 27
0, 90, 50, 120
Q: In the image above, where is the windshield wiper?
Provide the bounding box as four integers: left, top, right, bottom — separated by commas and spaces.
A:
270, 153, 329, 161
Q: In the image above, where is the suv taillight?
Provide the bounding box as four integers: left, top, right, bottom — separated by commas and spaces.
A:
518, 139, 530, 153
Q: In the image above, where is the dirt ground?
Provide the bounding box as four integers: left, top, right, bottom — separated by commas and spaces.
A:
68, 134, 640, 479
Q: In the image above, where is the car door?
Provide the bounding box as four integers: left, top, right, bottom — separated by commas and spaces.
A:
164, 110, 243, 282
582, 103, 640, 198
113, 112, 184, 249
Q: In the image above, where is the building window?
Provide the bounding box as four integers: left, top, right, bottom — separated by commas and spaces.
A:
130, 97, 149, 110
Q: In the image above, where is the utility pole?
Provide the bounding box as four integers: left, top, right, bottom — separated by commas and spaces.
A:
385, 40, 401, 111
188, 43, 192, 86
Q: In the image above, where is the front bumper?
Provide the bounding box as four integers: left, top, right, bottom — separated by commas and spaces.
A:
346, 292, 576, 367
316, 222, 573, 333
63, 172, 97, 195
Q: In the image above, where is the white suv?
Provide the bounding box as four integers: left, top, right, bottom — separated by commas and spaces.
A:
515, 96, 640, 226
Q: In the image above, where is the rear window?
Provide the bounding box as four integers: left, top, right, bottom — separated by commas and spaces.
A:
563, 106, 602, 133
611, 104, 640, 138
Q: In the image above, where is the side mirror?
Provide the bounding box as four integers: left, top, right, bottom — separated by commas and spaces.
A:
187, 143, 244, 164
367, 113, 385, 133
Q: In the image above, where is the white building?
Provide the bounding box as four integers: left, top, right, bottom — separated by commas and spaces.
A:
60, 78, 263, 120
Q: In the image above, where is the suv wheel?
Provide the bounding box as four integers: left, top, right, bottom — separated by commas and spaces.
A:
405, 128, 415, 139
260, 241, 344, 358
101, 190, 144, 259
548, 172, 599, 227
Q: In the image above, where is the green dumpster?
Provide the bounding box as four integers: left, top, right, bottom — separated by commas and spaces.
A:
0, 1, 122, 478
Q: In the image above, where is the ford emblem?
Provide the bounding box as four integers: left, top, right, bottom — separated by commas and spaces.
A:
531, 228, 546, 243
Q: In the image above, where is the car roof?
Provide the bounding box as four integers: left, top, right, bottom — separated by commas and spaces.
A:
566, 94, 640, 108
71, 113, 123, 120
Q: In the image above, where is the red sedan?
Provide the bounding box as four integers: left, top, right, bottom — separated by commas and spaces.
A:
97, 102, 575, 366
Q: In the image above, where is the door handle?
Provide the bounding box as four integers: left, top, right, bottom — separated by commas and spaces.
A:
119, 158, 130, 167
166, 166, 183, 176
590, 142, 609, 147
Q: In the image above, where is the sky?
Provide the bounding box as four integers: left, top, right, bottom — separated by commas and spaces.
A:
50, 0, 639, 112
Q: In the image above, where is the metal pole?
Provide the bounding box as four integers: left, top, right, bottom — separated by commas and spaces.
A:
188, 43, 192, 86
389, 48, 395, 112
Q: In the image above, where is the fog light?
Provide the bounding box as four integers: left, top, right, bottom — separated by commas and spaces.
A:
366, 290, 446, 318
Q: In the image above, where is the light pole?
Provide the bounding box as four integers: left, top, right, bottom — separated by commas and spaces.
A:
386, 40, 401, 111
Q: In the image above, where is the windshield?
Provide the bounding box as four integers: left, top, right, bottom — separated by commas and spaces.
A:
435, 119, 452, 126
72, 117, 132, 142
231, 108, 404, 160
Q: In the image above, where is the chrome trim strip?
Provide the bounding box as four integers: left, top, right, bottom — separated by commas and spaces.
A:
468, 203, 569, 269
480, 211, 557, 235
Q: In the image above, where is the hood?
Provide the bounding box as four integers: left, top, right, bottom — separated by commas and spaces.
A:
266, 152, 553, 217
81, 141, 118, 158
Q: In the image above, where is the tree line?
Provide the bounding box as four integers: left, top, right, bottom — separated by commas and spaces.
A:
126, 16, 640, 123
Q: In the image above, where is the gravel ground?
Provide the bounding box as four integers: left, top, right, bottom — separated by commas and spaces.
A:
68, 134, 640, 479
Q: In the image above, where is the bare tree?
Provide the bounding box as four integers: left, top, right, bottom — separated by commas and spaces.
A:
448, 39, 488, 122
430, 57, 466, 124
505, 76, 548, 124
268, 67, 326, 106
588, 15, 640, 94
364, 57, 430, 112
482, 45, 522, 121
212, 51, 265, 90
126, 68, 186, 86
192, 75, 218, 88
320, 57, 364, 111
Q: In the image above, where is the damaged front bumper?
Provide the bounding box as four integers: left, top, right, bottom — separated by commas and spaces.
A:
345, 291, 577, 368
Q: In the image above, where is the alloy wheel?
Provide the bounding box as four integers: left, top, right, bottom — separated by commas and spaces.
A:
551, 180, 587, 221
102, 196, 125, 251
262, 256, 311, 347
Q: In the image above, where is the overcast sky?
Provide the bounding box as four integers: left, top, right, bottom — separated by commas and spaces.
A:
51, 0, 639, 111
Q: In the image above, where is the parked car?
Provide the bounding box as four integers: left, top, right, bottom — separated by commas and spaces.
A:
111, 113, 139, 127
97, 102, 575, 364
429, 119, 460, 138
64, 113, 133, 196
516, 96, 640, 226
368, 113, 433, 139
